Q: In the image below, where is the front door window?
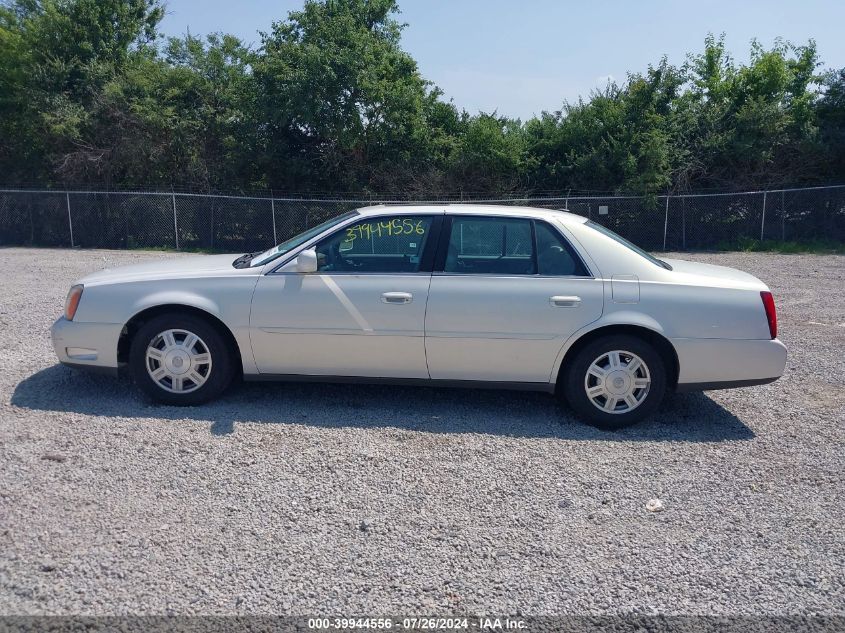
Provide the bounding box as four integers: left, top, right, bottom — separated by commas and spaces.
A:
316, 216, 434, 273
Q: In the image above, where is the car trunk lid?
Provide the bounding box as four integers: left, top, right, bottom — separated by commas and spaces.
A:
660, 258, 769, 290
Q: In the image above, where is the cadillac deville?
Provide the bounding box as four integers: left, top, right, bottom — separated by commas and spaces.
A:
51, 205, 786, 429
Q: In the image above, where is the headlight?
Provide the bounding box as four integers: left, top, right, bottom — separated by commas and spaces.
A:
65, 285, 84, 320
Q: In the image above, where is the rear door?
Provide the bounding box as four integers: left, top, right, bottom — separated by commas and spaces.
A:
250, 213, 442, 378
424, 215, 603, 383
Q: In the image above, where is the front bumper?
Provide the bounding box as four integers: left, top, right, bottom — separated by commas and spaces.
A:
673, 337, 787, 391
50, 317, 123, 376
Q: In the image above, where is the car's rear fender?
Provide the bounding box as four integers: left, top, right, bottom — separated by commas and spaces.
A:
549, 313, 676, 386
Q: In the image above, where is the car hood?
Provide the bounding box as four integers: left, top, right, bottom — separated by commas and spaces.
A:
661, 258, 768, 290
78, 253, 255, 285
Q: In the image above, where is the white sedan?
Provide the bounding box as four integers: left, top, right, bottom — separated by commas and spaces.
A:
51, 204, 786, 429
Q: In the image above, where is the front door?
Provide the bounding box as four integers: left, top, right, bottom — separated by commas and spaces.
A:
425, 215, 604, 383
250, 213, 441, 378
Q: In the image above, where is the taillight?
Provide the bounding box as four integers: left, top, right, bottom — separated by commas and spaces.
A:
65, 285, 84, 320
760, 291, 777, 339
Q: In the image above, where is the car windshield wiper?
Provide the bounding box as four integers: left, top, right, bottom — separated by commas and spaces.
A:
232, 251, 262, 269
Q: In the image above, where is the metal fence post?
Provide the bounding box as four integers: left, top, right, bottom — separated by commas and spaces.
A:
663, 195, 669, 251
65, 191, 74, 247
28, 194, 35, 245
172, 192, 179, 250
760, 190, 767, 241
271, 197, 277, 244
781, 190, 786, 241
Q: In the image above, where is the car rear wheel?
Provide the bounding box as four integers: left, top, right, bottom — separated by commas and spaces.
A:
129, 313, 234, 405
561, 334, 666, 430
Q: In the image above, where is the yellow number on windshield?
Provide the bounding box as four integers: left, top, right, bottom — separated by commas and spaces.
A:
344, 219, 426, 243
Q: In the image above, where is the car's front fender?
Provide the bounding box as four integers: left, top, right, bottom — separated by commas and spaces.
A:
127, 290, 224, 321
72, 276, 260, 374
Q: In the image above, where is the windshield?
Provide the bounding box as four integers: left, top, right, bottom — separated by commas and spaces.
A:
248, 211, 358, 267
585, 221, 672, 270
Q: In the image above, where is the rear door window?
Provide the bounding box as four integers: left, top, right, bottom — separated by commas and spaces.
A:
441, 216, 588, 276
444, 217, 536, 275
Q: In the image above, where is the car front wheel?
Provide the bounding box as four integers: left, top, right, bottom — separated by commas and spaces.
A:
562, 334, 666, 430
129, 313, 234, 405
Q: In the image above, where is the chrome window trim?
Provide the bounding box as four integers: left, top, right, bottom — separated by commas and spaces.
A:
265, 210, 595, 278
268, 271, 434, 277
431, 272, 596, 280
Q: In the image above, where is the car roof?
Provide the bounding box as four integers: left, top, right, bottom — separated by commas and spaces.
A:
355, 203, 588, 225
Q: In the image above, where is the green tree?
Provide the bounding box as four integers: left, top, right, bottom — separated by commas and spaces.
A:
682, 35, 823, 188
526, 59, 683, 194
447, 113, 529, 194
254, 0, 441, 193
72, 32, 260, 189
816, 68, 845, 180
0, 4, 40, 181
0, 0, 840, 197
0, 0, 164, 183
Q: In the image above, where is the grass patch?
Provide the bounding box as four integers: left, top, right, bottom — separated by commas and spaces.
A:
713, 237, 845, 254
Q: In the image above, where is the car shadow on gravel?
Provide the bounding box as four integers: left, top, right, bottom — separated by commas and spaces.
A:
11, 364, 755, 442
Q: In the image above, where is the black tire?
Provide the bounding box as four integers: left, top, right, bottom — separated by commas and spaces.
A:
560, 334, 666, 430
129, 312, 234, 406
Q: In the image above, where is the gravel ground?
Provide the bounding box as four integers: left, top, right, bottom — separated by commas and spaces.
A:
0, 246, 843, 616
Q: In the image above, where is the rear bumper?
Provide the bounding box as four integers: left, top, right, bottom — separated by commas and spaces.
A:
51, 317, 122, 376
673, 337, 787, 390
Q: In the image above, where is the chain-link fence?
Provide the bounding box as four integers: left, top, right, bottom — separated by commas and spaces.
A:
1, 186, 843, 252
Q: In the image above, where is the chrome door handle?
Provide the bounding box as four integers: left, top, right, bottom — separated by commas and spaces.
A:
550, 295, 581, 307
381, 292, 413, 304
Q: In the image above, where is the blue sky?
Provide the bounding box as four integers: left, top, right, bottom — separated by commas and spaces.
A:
159, 0, 845, 120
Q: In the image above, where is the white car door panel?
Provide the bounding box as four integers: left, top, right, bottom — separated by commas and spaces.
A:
424, 215, 604, 383
249, 213, 439, 378
250, 273, 431, 377
425, 276, 603, 382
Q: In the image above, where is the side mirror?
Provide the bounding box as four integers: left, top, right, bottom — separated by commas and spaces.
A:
296, 249, 318, 273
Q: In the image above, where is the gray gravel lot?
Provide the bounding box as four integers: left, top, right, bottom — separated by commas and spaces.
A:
0, 246, 843, 615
